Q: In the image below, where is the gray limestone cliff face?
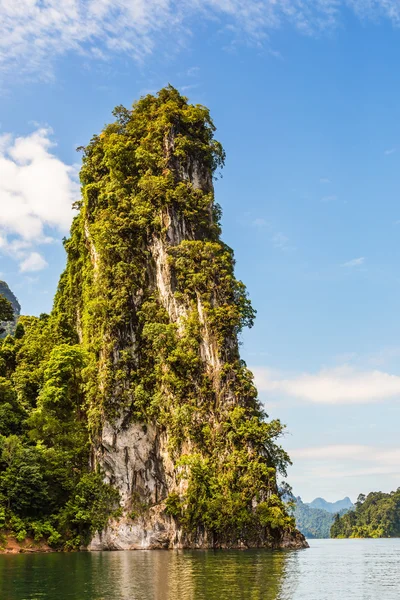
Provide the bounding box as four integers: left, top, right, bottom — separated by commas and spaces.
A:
86, 130, 306, 551
89, 147, 220, 550
0, 281, 21, 338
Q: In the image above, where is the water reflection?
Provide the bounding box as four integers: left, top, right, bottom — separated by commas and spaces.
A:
0, 549, 295, 600
1, 540, 400, 600
88, 550, 295, 600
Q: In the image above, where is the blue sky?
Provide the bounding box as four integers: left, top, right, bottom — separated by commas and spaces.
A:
2, 1, 400, 502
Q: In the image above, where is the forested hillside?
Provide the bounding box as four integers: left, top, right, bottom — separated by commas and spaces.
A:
331, 490, 400, 538
294, 498, 335, 538
292, 497, 352, 539
0, 313, 119, 549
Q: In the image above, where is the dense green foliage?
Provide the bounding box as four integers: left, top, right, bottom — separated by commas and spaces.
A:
331, 490, 400, 538
0, 296, 14, 336
0, 316, 119, 549
0, 86, 296, 548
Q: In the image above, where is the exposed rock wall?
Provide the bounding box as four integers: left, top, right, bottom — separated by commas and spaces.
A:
89, 157, 217, 550
0, 281, 21, 337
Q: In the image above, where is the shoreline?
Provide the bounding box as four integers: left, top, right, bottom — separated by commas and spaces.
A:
0, 535, 55, 555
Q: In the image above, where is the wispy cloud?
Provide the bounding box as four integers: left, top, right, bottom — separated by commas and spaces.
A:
292, 445, 369, 461
252, 218, 269, 227
272, 231, 294, 251
253, 365, 400, 404
0, 128, 78, 271
180, 83, 200, 92
250, 218, 295, 251
342, 257, 365, 268
291, 444, 400, 477
187, 66, 200, 77
3, 1, 400, 79
385, 148, 396, 155
19, 252, 48, 273
334, 346, 400, 370
319, 177, 331, 184
321, 194, 337, 203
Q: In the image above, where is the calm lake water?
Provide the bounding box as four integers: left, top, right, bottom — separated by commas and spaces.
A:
1, 539, 399, 600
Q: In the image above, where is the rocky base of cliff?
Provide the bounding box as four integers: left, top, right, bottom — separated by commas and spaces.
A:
88, 509, 309, 551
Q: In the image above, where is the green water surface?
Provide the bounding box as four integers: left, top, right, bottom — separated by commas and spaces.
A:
1, 539, 399, 600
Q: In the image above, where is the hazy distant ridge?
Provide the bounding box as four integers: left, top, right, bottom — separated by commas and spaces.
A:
293, 496, 354, 538
307, 497, 354, 514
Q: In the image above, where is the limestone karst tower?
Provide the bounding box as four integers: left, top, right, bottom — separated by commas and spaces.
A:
56, 86, 306, 549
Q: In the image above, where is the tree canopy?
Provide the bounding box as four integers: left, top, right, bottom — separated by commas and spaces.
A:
331, 489, 400, 538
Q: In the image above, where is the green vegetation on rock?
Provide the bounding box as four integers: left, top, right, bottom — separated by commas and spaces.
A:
0, 316, 120, 549
331, 490, 400, 538
0, 295, 14, 338
0, 282, 21, 338
0, 86, 301, 549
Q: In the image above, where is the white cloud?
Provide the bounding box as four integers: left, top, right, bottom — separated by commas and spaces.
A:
19, 252, 48, 273
253, 365, 400, 404
291, 445, 371, 460
384, 148, 396, 155
319, 177, 331, 184
0, 128, 78, 271
2, 1, 400, 78
290, 444, 400, 478
342, 256, 365, 267
287, 442, 400, 501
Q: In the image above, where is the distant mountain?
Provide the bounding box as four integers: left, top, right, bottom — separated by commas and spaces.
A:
293, 497, 334, 539
291, 496, 354, 539
0, 281, 21, 337
307, 497, 354, 514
